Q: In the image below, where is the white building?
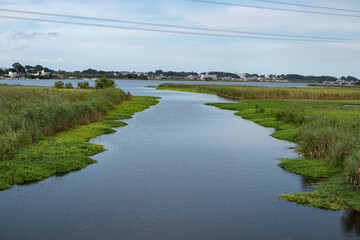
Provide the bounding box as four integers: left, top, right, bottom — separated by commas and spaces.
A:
8, 71, 18, 78
200, 73, 217, 80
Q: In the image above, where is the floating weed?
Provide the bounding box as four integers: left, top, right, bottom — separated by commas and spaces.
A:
279, 174, 360, 211
278, 158, 342, 179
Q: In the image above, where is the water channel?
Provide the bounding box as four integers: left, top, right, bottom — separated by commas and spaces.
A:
0, 80, 359, 239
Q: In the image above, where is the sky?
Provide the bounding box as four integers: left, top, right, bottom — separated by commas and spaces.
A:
0, 0, 359, 77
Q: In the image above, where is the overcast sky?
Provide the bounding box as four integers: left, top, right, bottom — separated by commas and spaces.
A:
0, 0, 359, 77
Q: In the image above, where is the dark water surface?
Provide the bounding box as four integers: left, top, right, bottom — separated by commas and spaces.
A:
0, 80, 359, 239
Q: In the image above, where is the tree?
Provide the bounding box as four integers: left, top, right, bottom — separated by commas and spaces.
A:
65, 82, 73, 89
33, 65, 44, 73
77, 81, 90, 89
347, 76, 359, 82
95, 77, 116, 89
155, 70, 164, 75
12, 62, 25, 74
54, 81, 64, 89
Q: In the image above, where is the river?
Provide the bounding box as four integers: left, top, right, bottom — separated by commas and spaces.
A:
0, 80, 358, 239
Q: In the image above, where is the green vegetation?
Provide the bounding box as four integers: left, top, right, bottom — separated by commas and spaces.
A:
77, 81, 90, 89
308, 84, 360, 88
95, 77, 116, 89
0, 91, 159, 190
0, 84, 131, 162
54, 81, 65, 89
157, 83, 360, 100
65, 82, 73, 89
156, 83, 360, 210
278, 158, 341, 179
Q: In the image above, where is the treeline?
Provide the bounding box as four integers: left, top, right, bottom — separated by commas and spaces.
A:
277, 74, 359, 82
207, 72, 240, 79
154, 70, 198, 77
1, 62, 358, 82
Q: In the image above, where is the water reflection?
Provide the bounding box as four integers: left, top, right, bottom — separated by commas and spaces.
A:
342, 210, 360, 237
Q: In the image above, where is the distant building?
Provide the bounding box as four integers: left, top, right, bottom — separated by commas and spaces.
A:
200, 73, 217, 80
8, 71, 18, 78
236, 72, 249, 80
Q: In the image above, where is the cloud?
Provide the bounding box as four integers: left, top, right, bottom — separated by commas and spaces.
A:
35, 58, 64, 63
10, 31, 59, 41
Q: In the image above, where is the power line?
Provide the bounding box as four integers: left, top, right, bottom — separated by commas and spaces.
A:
3, 15, 357, 43
186, 0, 360, 18
0, 8, 358, 42
249, 0, 360, 13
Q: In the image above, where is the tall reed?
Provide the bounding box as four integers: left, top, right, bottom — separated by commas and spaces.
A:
0, 84, 127, 161
159, 83, 360, 100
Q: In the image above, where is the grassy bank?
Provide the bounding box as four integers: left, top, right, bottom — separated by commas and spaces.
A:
0, 84, 159, 190
0, 84, 134, 161
155, 83, 360, 210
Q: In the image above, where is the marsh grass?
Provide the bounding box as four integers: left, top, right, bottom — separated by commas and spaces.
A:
156, 83, 360, 210
0, 95, 159, 190
158, 83, 360, 100
0, 84, 128, 161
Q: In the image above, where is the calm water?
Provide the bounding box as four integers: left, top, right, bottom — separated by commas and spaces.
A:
0, 80, 359, 239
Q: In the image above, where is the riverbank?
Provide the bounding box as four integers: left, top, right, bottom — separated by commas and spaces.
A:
155, 83, 360, 210
0, 84, 159, 190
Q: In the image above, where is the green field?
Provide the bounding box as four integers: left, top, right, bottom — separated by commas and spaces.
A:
0, 84, 159, 190
156, 83, 360, 210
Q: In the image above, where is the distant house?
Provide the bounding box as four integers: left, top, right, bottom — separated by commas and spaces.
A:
41, 70, 50, 76
200, 73, 217, 80
8, 71, 18, 78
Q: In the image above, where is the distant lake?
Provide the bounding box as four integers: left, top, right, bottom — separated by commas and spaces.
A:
0, 80, 358, 240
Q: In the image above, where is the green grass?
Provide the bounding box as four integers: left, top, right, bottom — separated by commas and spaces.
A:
157, 83, 360, 100
154, 83, 360, 211
279, 174, 360, 211
0, 84, 132, 161
278, 158, 342, 179
0, 96, 159, 190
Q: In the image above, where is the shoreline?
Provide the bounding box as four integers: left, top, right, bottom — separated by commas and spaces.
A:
153, 84, 360, 211
0, 95, 159, 191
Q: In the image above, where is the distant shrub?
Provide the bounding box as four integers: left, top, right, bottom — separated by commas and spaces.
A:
77, 81, 90, 89
95, 77, 116, 89
125, 91, 133, 100
54, 81, 64, 89
65, 82, 73, 89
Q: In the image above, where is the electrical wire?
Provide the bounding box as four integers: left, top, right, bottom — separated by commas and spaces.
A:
3, 15, 357, 43
249, 0, 360, 13
0, 8, 358, 42
186, 0, 360, 18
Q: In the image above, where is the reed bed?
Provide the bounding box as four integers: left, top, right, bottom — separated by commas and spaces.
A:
0, 84, 128, 161
158, 83, 360, 100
